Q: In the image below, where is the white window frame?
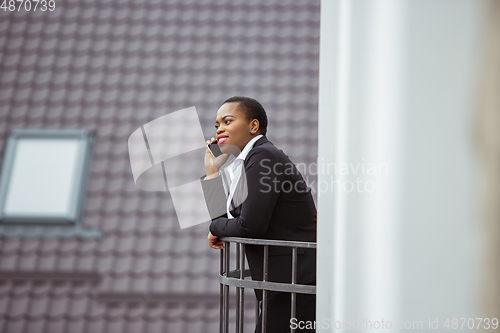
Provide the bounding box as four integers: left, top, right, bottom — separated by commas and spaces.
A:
0, 129, 93, 225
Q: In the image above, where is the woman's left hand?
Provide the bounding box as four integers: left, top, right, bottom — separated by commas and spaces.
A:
208, 231, 224, 249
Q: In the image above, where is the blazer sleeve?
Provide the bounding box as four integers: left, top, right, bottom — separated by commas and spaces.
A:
209, 147, 284, 238
199, 174, 228, 220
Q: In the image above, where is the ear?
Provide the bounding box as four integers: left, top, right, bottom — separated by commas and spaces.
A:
249, 119, 260, 134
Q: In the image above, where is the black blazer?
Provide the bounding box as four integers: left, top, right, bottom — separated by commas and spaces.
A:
200, 135, 317, 301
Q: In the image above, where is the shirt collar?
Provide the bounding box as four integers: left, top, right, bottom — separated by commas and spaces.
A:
235, 134, 263, 162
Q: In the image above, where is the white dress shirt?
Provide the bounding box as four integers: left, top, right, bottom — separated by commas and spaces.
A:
204, 134, 263, 218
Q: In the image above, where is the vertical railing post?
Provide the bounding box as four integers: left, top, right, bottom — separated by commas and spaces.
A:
236, 243, 240, 332
238, 243, 245, 333
255, 297, 259, 326
261, 245, 269, 333
223, 241, 230, 333
235, 243, 241, 333
290, 247, 298, 333
220, 248, 224, 333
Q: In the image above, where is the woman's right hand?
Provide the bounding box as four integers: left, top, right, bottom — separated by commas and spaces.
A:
204, 137, 230, 177
208, 231, 224, 249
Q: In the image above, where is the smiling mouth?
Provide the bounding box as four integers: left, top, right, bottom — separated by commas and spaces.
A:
217, 137, 228, 144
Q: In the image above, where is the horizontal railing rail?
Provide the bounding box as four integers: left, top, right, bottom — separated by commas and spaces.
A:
218, 237, 317, 333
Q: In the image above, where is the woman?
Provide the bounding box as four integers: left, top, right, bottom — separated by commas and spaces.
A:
200, 96, 317, 333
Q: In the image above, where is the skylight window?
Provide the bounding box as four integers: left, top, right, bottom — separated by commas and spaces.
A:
0, 129, 93, 225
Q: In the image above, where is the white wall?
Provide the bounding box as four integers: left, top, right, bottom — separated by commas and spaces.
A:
317, 0, 485, 331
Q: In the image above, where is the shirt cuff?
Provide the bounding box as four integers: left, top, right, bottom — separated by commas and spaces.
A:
203, 171, 221, 181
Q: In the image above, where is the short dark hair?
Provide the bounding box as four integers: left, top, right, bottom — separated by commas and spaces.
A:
222, 96, 268, 135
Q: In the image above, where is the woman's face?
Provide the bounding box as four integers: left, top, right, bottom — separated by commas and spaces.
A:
215, 102, 256, 153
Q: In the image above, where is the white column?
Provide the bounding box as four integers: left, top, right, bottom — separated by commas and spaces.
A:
317, 0, 485, 331
317, 0, 351, 329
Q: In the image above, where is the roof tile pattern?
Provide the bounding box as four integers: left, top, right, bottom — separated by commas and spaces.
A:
0, 0, 319, 331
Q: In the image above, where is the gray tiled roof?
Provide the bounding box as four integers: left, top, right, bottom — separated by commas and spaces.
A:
0, 0, 319, 331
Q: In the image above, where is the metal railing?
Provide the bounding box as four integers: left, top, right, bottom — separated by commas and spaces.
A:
219, 237, 317, 333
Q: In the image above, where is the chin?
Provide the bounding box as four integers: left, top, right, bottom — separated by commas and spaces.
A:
219, 144, 229, 154
219, 142, 239, 156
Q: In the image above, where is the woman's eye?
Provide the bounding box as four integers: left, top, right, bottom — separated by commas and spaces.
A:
214, 120, 231, 129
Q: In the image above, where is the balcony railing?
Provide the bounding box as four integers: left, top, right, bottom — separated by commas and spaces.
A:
219, 236, 317, 333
